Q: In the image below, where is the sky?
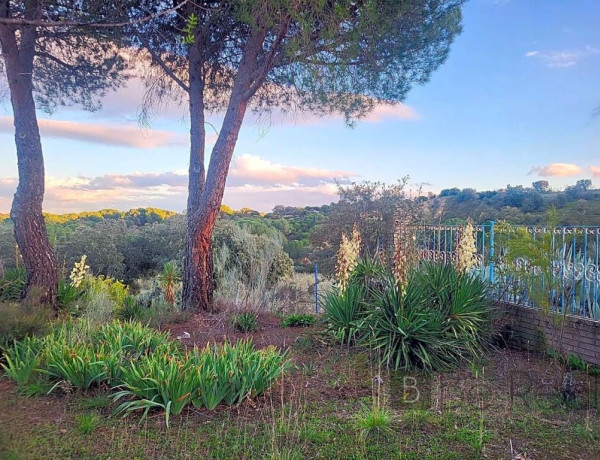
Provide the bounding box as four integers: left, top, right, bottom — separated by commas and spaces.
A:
1, 0, 599, 214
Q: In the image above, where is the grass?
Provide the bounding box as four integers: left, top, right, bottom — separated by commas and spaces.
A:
1, 334, 600, 459
354, 404, 393, 440
75, 414, 101, 435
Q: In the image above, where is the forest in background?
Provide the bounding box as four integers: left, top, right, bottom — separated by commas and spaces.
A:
1, 179, 599, 282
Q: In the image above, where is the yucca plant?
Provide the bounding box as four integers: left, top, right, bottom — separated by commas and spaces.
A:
115, 295, 144, 321
323, 283, 366, 344
348, 252, 389, 300
416, 263, 492, 359
159, 262, 180, 307
1, 336, 44, 386
364, 278, 464, 370
57, 279, 83, 311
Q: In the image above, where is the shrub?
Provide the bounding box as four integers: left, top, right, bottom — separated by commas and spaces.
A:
0, 302, 52, 347
280, 314, 316, 328
323, 283, 365, 344
232, 312, 259, 332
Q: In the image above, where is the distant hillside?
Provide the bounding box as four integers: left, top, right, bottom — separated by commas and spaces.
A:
420, 183, 600, 226
1, 182, 599, 229
0, 208, 178, 226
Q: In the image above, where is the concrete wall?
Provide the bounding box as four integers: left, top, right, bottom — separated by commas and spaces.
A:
499, 303, 600, 366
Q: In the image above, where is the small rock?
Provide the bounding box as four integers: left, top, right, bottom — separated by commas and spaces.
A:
176, 331, 191, 340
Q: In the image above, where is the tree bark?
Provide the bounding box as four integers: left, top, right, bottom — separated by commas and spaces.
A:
182, 41, 210, 310
0, 14, 58, 305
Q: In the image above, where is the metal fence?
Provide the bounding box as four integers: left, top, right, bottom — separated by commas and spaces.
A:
411, 223, 600, 320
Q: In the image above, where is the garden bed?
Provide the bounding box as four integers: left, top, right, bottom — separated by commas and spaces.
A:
1, 315, 599, 460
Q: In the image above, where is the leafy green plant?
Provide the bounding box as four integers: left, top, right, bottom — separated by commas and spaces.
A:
417, 263, 492, 359
348, 252, 389, 299
159, 262, 180, 306
363, 263, 492, 370
1, 336, 44, 386
0, 267, 26, 301
57, 279, 82, 310
323, 283, 365, 344
113, 353, 193, 428
189, 345, 232, 410
232, 312, 259, 332
43, 340, 107, 390
115, 295, 144, 321
114, 339, 287, 426
280, 314, 316, 328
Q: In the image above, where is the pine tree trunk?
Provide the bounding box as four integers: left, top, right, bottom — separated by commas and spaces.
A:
0, 22, 58, 306
182, 226, 214, 311
181, 31, 265, 311
182, 87, 249, 311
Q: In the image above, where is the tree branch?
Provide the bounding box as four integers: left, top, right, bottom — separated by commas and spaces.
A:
136, 32, 189, 94
0, 0, 189, 29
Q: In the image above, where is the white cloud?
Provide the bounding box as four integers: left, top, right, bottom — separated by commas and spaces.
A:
529, 163, 583, 177
228, 154, 354, 187
590, 165, 600, 178
0, 155, 354, 213
0, 117, 187, 149
525, 46, 599, 68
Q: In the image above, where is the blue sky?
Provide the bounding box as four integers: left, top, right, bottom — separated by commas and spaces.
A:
1, 0, 599, 213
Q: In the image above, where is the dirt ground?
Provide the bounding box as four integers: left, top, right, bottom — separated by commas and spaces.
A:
166, 311, 320, 350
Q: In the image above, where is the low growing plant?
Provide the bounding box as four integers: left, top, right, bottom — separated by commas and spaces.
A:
113, 352, 193, 427
1, 336, 44, 386
43, 340, 107, 390
0, 267, 26, 301
232, 312, 259, 333
280, 314, 316, 328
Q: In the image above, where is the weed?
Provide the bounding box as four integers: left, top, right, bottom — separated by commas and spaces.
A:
354, 404, 393, 440
75, 413, 101, 435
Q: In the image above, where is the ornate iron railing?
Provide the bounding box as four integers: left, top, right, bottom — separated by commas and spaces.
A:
409, 223, 600, 320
